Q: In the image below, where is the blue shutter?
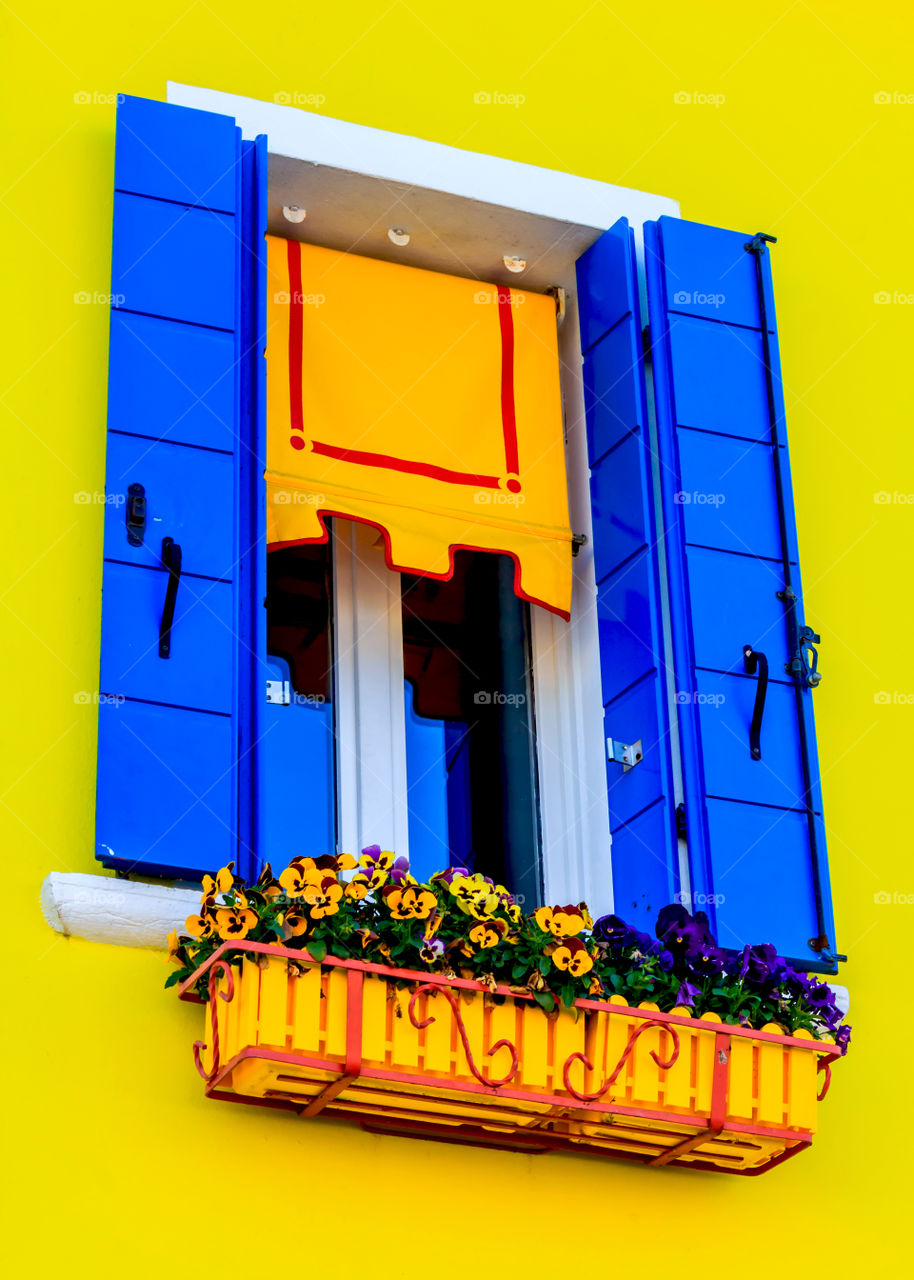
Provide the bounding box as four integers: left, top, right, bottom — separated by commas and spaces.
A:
576, 220, 680, 934
96, 96, 266, 880
644, 216, 839, 971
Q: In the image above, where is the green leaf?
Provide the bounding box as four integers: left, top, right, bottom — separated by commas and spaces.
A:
534, 991, 555, 1013
308, 938, 328, 962
164, 971, 184, 989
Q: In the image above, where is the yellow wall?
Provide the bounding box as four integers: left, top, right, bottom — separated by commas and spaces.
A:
2, 0, 911, 1271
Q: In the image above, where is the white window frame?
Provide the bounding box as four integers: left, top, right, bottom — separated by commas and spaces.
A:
168, 82, 680, 916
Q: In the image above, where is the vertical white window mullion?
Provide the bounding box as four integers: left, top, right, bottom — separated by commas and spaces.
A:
532, 303, 612, 915
332, 521, 410, 857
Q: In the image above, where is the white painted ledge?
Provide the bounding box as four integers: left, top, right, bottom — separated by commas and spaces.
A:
41, 872, 200, 949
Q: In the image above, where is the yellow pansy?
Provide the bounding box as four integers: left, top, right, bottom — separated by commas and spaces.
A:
201, 862, 235, 901
384, 885, 437, 921
468, 920, 506, 949
308, 877, 343, 919
185, 900, 218, 940
282, 907, 309, 937
534, 903, 590, 939
551, 938, 594, 977
279, 858, 323, 899
449, 874, 500, 919
215, 905, 259, 941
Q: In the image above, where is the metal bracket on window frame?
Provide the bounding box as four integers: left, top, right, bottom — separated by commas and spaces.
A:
266, 679, 291, 705
607, 737, 642, 771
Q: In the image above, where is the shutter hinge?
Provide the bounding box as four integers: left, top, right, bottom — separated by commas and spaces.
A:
745, 231, 777, 254
607, 737, 642, 771
808, 933, 847, 965
126, 482, 146, 547
547, 285, 566, 323
266, 679, 291, 705
571, 532, 587, 557
675, 803, 687, 842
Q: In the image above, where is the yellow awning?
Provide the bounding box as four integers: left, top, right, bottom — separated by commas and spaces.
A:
265, 236, 573, 618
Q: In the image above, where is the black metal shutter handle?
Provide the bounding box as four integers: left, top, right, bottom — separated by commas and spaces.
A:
159, 537, 182, 658
743, 645, 769, 761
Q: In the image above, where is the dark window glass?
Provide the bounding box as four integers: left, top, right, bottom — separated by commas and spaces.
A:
262, 541, 336, 862
402, 551, 541, 903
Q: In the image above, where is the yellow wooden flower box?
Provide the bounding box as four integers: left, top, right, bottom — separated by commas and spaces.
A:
179, 941, 839, 1174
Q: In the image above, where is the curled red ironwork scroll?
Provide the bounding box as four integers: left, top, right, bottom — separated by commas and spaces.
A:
817, 1059, 832, 1102
408, 983, 519, 1088
562, 1020, 681, 1102
192, 960, 236, 1083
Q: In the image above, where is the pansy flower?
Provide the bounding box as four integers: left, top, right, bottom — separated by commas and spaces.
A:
384, 884, 437, 920
215, 903, 259, 941
279, 858, 324, 899
534, 903, 590, 939
255, 862, 284, 902
309, 853, 357, 874
166, 929, 188, 967
201, 862, 236, 902
282, 907, 309, 936
468, 919, 508, 949
344, 877, 371, 900
420, 935, 445, 963
357, 846, 396, 890
308, 876, 343, 919
431, 865, 470, 886
387, 856, 415, 885
448, 873, 500, 919
674, 981, 702, 1007
185, 899, 218, 940
551, 937, 594, 976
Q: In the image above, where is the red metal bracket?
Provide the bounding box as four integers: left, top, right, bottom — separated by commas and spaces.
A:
192, 960, 235, 1083
300, 968, 364, 1116
649, 1031, 731, 1167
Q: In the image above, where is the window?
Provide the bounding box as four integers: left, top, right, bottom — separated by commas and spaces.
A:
262, 540, 336, 865
96, 91, 839, 974
402, 552, 540, 899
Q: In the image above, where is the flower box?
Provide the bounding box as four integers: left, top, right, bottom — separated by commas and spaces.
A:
179, 941, 839, 1174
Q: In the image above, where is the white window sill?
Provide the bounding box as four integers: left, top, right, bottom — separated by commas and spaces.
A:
41, 872, 200, 949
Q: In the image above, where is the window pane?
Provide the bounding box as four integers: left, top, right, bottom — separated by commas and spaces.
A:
262, 541, 336, 862
402, 552, 541, 903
